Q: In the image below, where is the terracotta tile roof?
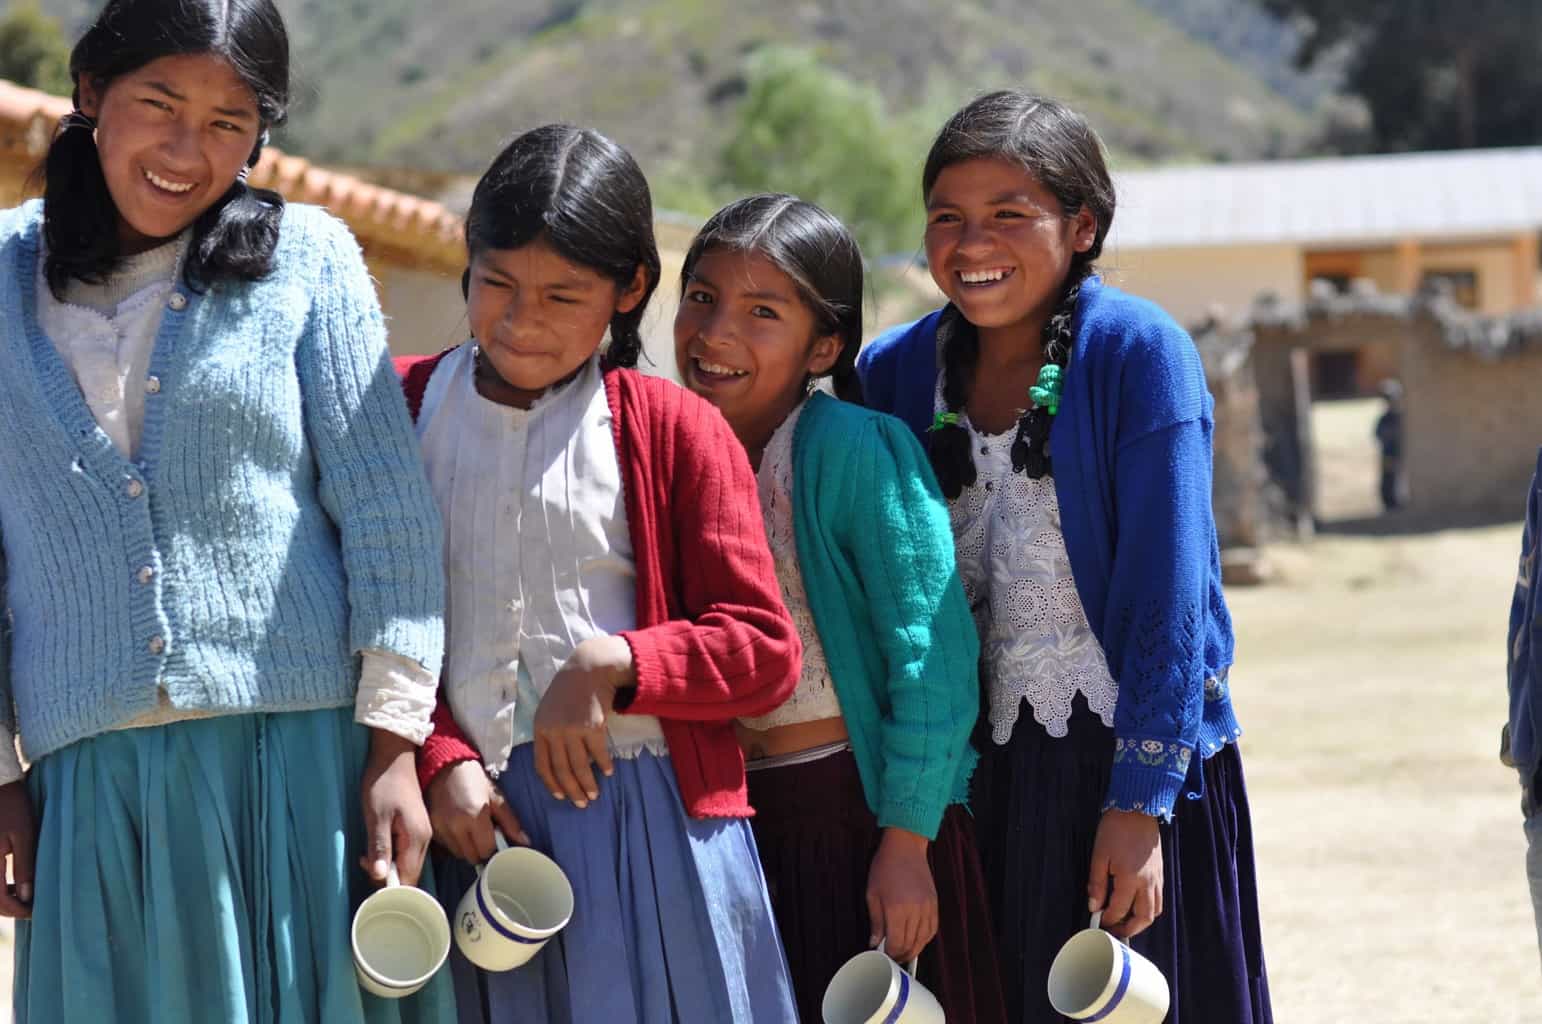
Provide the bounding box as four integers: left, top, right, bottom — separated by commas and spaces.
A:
0, 79, 465, 274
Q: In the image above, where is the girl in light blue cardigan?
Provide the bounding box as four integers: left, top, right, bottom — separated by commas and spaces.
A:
674, 195, 1007, 1024
0, 2, 452, 1021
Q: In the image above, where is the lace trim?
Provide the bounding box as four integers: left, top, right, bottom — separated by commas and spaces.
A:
943, 404, 1119, 744
741, 401, 843, 730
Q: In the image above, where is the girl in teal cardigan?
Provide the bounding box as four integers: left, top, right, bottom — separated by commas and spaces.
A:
674, 194, 1007, 1024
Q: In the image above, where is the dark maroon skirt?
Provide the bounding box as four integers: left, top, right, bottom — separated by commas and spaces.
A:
972, 698, 1274, 1024
747, 748, 1008, 1024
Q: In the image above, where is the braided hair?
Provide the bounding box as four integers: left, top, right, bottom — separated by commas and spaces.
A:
922, 92, 1116, 499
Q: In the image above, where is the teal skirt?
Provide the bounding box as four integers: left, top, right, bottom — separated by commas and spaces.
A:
13, 708, 457, 1024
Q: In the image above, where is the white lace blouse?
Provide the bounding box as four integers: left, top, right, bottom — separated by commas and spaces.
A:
739, 400, 843, 730
942, 390, 1119, 744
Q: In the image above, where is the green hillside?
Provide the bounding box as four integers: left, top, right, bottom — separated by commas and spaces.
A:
31, 0, 1327, 174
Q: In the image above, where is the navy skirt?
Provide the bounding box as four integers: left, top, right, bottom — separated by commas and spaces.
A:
746, 748, 1008, 1024
972, 698, 1273, 1024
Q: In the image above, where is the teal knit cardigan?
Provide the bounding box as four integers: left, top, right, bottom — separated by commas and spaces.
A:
789, 392, 979, 839
0, 200, 445, 761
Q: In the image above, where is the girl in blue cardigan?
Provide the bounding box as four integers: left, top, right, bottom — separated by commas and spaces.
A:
0, 2, 452, 1021
675, 194, 1007, 1024
858, 92, 1272, 1023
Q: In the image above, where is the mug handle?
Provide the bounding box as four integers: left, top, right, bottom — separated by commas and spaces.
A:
875, 938, 920, 978
475, 831, 510, 876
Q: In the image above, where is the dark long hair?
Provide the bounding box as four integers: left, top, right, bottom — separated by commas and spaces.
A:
680, 193, 865, 404
922, 91, 1116, 496
465, 124, 661, 370
41, 0, 290, 297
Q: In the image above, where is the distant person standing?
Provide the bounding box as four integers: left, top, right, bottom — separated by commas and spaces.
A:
1505, 451, 1542, 971
1374, 380, 1405, 510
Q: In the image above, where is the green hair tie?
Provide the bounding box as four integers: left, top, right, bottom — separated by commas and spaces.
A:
1029, 364, 1064, 416
928, 411, 961, 433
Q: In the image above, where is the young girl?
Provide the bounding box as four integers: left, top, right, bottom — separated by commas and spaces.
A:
397, 127, 801, 1024
673, 194, 1007, 1024
859, 92, 1273, 1023
0, 2, 453, 1022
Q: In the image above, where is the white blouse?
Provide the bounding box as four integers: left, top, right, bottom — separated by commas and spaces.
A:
940, 387, 1119, 744
416, 345, 666, 774
739, 400, 843, 731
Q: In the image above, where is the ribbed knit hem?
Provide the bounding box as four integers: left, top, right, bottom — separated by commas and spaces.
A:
417, 731, 480, 790
1103, 742, 1192, 822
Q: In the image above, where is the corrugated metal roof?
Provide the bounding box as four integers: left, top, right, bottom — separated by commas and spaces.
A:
1108, 147, 1542, 250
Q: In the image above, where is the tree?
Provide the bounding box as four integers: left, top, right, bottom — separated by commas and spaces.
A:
717, 47, 923, 259
0, 1, 73, 96
1261, 0, 1542, 151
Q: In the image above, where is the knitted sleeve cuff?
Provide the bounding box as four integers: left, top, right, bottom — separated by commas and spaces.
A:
417, 699, 480, 790
1102, 736, 1194, 822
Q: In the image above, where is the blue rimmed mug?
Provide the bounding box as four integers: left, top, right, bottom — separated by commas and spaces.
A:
1047, 911, 1170, 1023
351, 863, 452, 998
821, 940, 942, 1024
454, 833, 574, 972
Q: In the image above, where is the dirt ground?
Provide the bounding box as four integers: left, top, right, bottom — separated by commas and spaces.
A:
0, 402, 1538, 1022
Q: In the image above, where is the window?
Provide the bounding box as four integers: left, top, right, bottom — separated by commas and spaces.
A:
1420, 269, 1479, 309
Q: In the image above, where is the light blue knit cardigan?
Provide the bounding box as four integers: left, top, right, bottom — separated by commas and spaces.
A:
0, 199, 445, 761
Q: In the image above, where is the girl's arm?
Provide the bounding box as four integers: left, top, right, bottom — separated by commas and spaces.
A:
296, 213, 446, 700
618, 392, 800, 722
1102, 416, 1214, 820
295, 213, 446, 884
842, 415, 979, 840
0, 537, 33, 919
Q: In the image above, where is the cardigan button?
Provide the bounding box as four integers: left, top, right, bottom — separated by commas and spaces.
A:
167, 293, 188, 312
136, 565, 155, 585
145, 375, 161, 394
147, 635, 165, 655
125, 478, 144, 498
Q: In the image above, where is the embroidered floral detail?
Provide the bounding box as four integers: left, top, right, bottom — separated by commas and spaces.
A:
1112, 736, 1192, 774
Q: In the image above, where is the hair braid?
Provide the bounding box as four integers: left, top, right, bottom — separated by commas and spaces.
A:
926, 306, 979, 500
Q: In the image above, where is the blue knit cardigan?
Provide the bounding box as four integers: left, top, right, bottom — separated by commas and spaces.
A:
857, 277, 1242, 819
789, 392, 979, 839
0, 200, 445, 761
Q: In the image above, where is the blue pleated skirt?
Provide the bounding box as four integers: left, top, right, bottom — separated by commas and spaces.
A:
436, 745, 797, 1024
13, 708, 457, 1024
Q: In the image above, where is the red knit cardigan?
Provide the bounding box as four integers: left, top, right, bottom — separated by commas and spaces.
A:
396, 351, 801, 818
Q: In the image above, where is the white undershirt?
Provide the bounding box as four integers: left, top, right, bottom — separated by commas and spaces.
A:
740, 400, 842, 730
416, 345, 665, 775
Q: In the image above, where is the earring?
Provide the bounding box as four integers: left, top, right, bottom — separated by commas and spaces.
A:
237, 164, 252, 184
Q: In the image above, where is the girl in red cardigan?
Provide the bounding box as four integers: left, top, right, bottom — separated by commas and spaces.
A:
400, 125, 800, 1023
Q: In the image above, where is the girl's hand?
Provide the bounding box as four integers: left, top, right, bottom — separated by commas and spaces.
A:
426, 760, 529, 863
1087, 808, 1163, 939
533, 636, 633, 808
866, 827, 938, 964
0, 780, 34, 919
360, 730, 434, 886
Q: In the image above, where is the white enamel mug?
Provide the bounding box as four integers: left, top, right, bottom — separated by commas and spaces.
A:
453, 833, 574, 972
822, 941, 942, 1024
351, 864, 452, 999
1047, 912, 1170, 1023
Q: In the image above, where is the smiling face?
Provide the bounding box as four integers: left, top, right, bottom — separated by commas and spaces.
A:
79, 52, 263, 254
923, 156, 1096, 340
466, 238, 646, 404
674, 246, 840, 455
